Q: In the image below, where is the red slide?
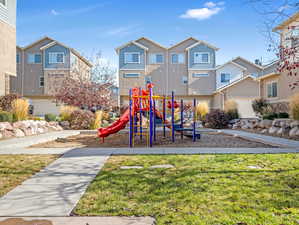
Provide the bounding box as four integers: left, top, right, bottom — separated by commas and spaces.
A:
98, 109, 130, 138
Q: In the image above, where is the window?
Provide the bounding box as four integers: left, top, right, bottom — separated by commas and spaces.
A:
194, 52, 210, 64
171, 54, 185, 64
193, 73, 209, 78
16, 54, 20, 64
28, 53, 42, 64
0, 0, 6, 7
221, 73, 230, 83
267, 82, 278, 98
124, 52, 140, 64
39, 77, 45, 87
123, 73, 140, 78
182, 76, 188, 84
145, 76, 152, 84
49, 52, 65, 64
149, 54, 164, 64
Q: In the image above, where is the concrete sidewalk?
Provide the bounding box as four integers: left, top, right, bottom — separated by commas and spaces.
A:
0, 217, 155, 225
0, 152, 109, 216
221, 129, 299, 148
0, 131, 80, 151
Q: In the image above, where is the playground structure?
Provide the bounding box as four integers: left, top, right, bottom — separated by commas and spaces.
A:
98, 83, 201, 147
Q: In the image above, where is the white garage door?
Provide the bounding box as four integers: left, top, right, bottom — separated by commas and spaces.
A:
29, 99, 60, 116
234, 98, 257, 118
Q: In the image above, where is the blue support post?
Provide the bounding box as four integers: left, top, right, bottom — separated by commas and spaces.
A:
149, 87, 153, 147
180, 99, 184, 140
129, 89, 133, 148
163, 97, 166, 137
139, 87, 142, 140
193, 98, 196, 142
171, 91, 175, 143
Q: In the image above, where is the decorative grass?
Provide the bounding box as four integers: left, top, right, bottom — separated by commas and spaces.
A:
75, 154, 299, 225
0, 155, 59, 197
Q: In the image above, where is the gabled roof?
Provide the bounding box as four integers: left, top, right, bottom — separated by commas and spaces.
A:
232, 56, 264, 70
39, 40, 92, 67
136, 37, 167, 50
115, 40, 149, 54
215, 75, 256, 93
168, 37, 198, 50
185, 40, 219, 51
216, 60, 247, 71
273, 12, 299, 31
262, 59, 279, 69
21, 36, 54, 50
256, 72, 280, 81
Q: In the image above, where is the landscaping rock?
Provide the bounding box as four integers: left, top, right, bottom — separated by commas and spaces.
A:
290, 127, 299, 137
290, 120, 299, 128
59, 121, 70, 129
0, 132, 2, 139
260, 129, 268, 134
259, 120, 273, 129
276, 127, 289, 136
1, 129, 15, 138
0, 122, 13, 131
269, 126, 279, 134
14, 128, 25, 137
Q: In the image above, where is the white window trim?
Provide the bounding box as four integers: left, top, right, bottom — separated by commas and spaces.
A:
124, 52, 141, 64
123, 73, 140, 78
49, 52, 65, 64
192, 73, 209, 78
28, 53, 42, 64
194, 52, 210, 64
266, 81, 278, 98
39, 76, 45, 88
0, 0, 7, 8
171, 53, 185, 64
149, 53, 164, 64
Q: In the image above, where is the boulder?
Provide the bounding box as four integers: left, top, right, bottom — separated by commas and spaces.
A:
260, 129, 268, 134
290, 120, 299, 128
260, 120, 273, 129
0, 132, 2, 139
276, 127, 289, 136
22, 127, 34, 136
289, 127, 299, 137
14, 129, 25, 137
13, 121, 27, 129
1, 130, 15, 138
0, 122, 13, 131
269, 126, 279, 134
59, 121, 70, 129
37, 128, 45, 134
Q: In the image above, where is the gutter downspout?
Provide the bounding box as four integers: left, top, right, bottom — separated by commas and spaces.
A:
21, 50, 25, 96
166, 48, 169, 96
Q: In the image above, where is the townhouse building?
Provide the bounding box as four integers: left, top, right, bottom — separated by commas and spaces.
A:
11, 37, 92, 116
117, 37, 264, 117
0, 0, 17, 96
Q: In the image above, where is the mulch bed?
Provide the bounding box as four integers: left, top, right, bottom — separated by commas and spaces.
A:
30, 131, 274, 148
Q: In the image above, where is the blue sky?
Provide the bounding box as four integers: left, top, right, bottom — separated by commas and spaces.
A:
17, 0, 277, 67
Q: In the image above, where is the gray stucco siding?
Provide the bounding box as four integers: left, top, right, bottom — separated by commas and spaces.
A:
188, 44, 216, 69
0, 0, 16, 27
119, 44, 145, 70
44, 44, 70, 69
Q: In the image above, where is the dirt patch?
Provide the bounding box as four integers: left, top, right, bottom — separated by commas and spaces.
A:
30, 131, 274, 148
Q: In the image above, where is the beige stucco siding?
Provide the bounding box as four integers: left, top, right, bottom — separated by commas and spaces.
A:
0, 20, 16, 96
188, 70, 216, 95
119, 70, 146, 96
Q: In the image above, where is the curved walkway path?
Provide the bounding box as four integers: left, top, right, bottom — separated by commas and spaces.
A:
0, 130, 298, 218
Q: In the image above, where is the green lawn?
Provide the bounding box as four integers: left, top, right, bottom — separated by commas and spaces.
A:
0, 155, 59, 197
75, 154, 299, 225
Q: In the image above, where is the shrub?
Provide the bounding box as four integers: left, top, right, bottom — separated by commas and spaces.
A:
0, 94, 19, 112
11, 99, 29, 121
0, 111, 13, 122
262, 112, 278, 120
290, 93, 299, 120
45, 113, 57, 122
224, 100, 239, 120
70, 110, 95, 130
90, 110, 103, 129
60, 106, 78, 121
28, 116, 42, 121
204, 109, 229, 129
252, 98, 269, 117
196, 102, 209, 120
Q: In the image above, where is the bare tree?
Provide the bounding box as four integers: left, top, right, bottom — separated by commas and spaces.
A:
89, 51, 117, 86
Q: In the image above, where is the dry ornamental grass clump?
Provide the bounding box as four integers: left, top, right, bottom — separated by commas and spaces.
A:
290, 93, 299, 120
11, 99, 29, 121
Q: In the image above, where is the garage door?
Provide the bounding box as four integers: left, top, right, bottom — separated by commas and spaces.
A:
234, 98, 257, 118
29, 99, 60, 116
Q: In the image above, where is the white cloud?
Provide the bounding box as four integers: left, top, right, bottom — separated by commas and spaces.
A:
50, 9, 59, 16
181, 1, 224, 21
204, 2, 217, 8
